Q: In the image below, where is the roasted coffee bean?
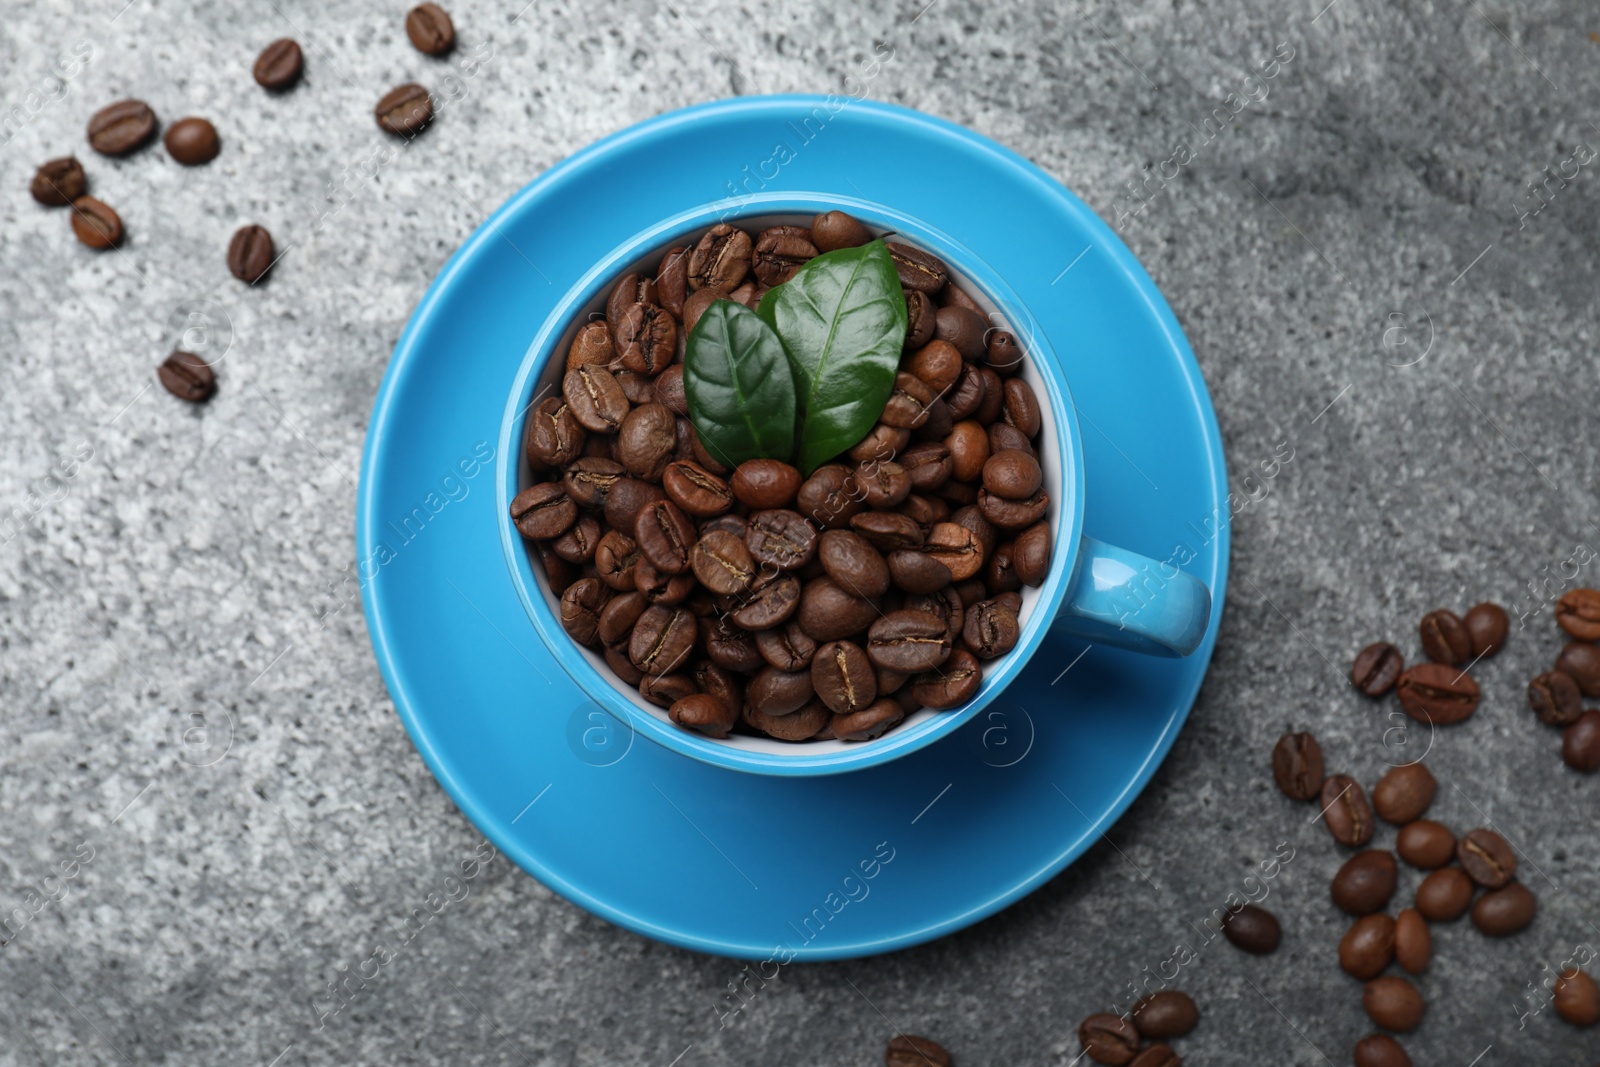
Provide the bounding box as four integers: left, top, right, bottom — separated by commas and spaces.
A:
832, 698, 904, 741
730, 459, 800, 509
752, 225, 817, 285
1553, 970, 1600, 1027
1530, 670, 1584, 726
1363, 976, 1424, 1032
915, 398, 954, 441
1471, 882, 1536, 936
755, 621, 817, 672
1078, 1013, 1140, 1066
745, 698, 831, 741
597, 591, 647, 646
904, 289, 936, 351
1373, 763, 1436, 824
616, 403, 675, 480
1352, 642, 1404, 696
158, 350, 216, 402
634, 498, 696, 574
1463, 601, 1508, 657
1396, 663, 1479, 724
1393, 908, 1430, 974
1221, 904, 1280, 954
962, 598, 1020, 659
924, 522, 984, 582
798, 577, 880, 642
70, 197, 122, 249
818, 530, 890, 598
654, 246, 689, 318
986, 540, 1021, 594
692, 661, 743, 718
604, 644, 644, 685
375, 83, 433, 135
1002, 378, 1042, 437
1457, 828, 1516, 889
944, 420, 989, 483
164, 116, 219, 165
1271, 731, 1325, 801
1414, 867, 1474, 922
1332, 850, 1398, 915
652, 364, 688, 415
946, 363, 987, 421
30, 157, 86, 205
887, 242, 948, 293
911, 648, 980, 708
1013, 521, 1051, 587
640, 672, 696, 708
851, 423, 911, 462
934, 305, 988, 361
536, 544, 578, 596
688, 224, 752, 291
906, 587, 965, 641
629, 605, 696, 674
690, 529, 755, 596
888, 549, 953, 595
907, 339, 964, 394
551, 514, 600, 563
1321, 774, 1375, 847
937, 479, 978, 508
228, 224, 275, 283
1556, 641, 1600, 696
868, 611, 953, 672
748, 665, 814, 716
973, 488, 1049, 539
856, 461, 911, 509
607, 274, 657, 328
733, 572, 803, 631
883, 372, 935, 429
1131, 990, 1198, 1040
1352, 1034, 1412, 1067
1128, 1045, 1179, 1067
701, 614, 762, 672
681, 287, 728, 334
746, 509, 818, 571
1339, 913, 1396, 979
558, 578, 608, 645
563, 457, 625, 511
511, 482, 576, 540
813, 641, 876, 714
87, 99, 156, 155
405, 2, 455, 55
1565, 710, 1600, 772
671, 693, 736, 737
884, 1034, 950, 1067
1396, 820, 1455, 869
1556, 588, 1600, 640
616, 303, 677, 375
797, 464, 863, 529
1420, 609, 1471, 665
564, 365, 630, 433
254, 37, 303, 89
811, 210, 872, 252
851, 511, 925, 551
566, 320, 617, 372
986, 329, 1024, 374
988, 421, 1034, 456
900, 442, 953, 493
663, 460, 733, 517
602, 477, 663, 531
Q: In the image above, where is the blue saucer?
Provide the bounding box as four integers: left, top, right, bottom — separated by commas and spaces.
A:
358, 96, 1229, 960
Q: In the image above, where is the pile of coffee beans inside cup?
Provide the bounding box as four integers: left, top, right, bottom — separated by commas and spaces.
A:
1078, 989, 1200, 1065
25, 4, 457, 404
510, 210, 1052, 743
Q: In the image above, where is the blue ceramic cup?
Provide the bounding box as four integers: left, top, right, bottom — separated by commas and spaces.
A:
498, 193, 1211, 776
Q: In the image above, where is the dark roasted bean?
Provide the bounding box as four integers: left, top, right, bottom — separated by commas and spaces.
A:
1352, 642, 1404, 697
1271, 731, 1324, 801
511, 482, 576, 540
1396, 663, 1479, 724
1321, 774, 1375, 846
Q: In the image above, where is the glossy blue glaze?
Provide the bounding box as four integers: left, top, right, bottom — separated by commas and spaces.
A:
358, 96, 1229, 959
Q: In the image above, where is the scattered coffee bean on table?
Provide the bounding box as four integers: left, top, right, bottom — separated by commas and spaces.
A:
1353, 1033, 1413, 1067
1414, 867, 1474, 922
1463, 601, 1508, 656
884, 1034, 951, 1067
1331, 850, 1398, 915
1351, 641, 1403, 696
1220, 903, 1280, 954
1419, 609, 1471, 665
1396, 819, 1456, 869
1272, 730, 1324, 800
1565, 710, 1600, 772
1529, 669, 1583, 726
376, 83, 434, 135
87, 99, 157, 155
1556, 588, 1600, 640
1130, 990, 1198, 1039
164, 116, 219, 165
1363, 975, 1424, 1032
253, 38, 304, 90
1553, 970, 1600, 1027
1371, 762, 1435, 824
1471, 881, 1536, 936
406, 2, 456, 55
1320, 773, 1375, 846
30, 157, 86, 205
158, 350, 216, 402
1128, 1045, 1179, 1067
1395, 662, 1479, 724
1457, 828, 1516, 889
1078, 1013, 1140, 1065
228, 224, 275, 283
1392, 907, 1430, 974
1339, 913, 1396, 979
69, 196, 123, 249
1556, 640, 1600, 697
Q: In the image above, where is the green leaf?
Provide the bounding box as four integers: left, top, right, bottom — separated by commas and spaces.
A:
757, 239, 907, 474
684, 299, 797, 469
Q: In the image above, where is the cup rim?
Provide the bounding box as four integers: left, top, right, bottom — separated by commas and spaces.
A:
496, 191, 1085, 775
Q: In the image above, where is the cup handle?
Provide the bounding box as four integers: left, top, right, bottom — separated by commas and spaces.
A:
1052, 536, 1212, 658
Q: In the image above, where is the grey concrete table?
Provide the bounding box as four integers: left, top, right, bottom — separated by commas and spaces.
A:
3, 0, 1599, 1062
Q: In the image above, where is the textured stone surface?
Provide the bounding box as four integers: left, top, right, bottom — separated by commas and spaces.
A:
3, 0, 1600, 1063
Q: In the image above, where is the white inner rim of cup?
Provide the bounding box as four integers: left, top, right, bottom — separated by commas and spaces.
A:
518, 213, 1063, 754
